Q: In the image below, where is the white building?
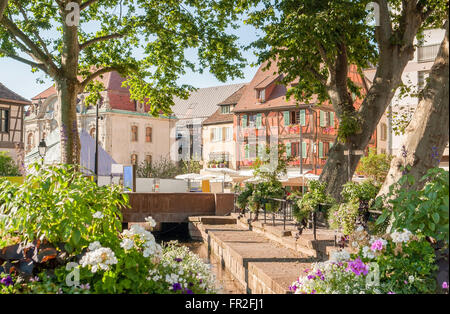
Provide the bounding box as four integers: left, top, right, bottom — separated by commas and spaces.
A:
365, 28, 448, 168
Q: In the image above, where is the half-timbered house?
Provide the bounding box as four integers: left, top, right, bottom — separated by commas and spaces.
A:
0, 83, 29, 164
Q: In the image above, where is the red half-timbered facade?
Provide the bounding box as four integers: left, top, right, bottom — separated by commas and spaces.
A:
233, 61, 376, 172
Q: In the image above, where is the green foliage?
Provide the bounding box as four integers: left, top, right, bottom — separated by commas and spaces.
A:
136, 156, 202, 178
0, 0, 247, 116
0, 163, 127, 253
375, 167, 449, 245
341, 180, 380, 202
236, 183, 254, 210
0, 151, 20, 177
356, 148, 393, 183
328, 180, 380, 235
295, 180, 335, 222
336, 112, 362, 143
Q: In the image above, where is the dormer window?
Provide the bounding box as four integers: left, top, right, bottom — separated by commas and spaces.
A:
257, 89, 266, 103
221, 105, 231, 114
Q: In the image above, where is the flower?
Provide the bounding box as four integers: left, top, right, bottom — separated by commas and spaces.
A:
80, 283, 90, 290
442, 282, 448, 289
362, 246, 375, 259
408, 275, 415, 283
387, 291, 396, 294
346, 258, 369, 276
0, 275, 13, 287
330, 250, 350, 263
172, 283, 182, 291
79, 245, 118, 273
391, 229, 413, 243
93, 211, 104, 219
120, 238, 134, 251
145, 216, 157, 228
370, 238, 387, 252
174, 257, 183, 263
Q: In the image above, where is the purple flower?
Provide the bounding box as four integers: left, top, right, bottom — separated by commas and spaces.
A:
370, 240, 384, 252
401, 145, 408, 158
0, 275, 13, 287
289, 285, 297, 292
346, 258, 369, 276
172, 283, 182, 292
310, 289, 316, 294
174, 258, 183, 263
307, 275, 316, 280
80, 283, 90, 290
29, 276, 40, 282
387, 291, 396, 294
442, 282, 448, 289
316, 270, 325, 281
184, 289, 194, 294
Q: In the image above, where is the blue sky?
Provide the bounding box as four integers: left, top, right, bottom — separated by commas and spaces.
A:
0, 18, 261, 100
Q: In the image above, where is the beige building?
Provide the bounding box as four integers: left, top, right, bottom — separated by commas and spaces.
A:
24, 72, 177, 172
0, 83, 28, 165
202, 86, 246, 169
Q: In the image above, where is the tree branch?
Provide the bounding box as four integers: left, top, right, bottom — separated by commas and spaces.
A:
0, 48, 47, 71
80, 66, 122, 91
80, 0, 99, 11
79, 33, 124, 50
0, 0, 7, 21
0, 16, 59, 77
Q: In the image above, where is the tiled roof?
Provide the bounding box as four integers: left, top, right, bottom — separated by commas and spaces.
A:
171, 83, 246, 120
204, 85, 246, 125
0, 82, 31, 105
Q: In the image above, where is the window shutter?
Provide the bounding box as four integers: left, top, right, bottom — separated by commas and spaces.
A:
222, 127, 226, 141
258, 143, 264, 157
245, 144, 249, 159
319, 142, 323, 158
286, 142, 291, 157
242, 115, 247, 127
301, 142, 307, 158
329, 112, 335, 128
210, 128, 214, 141
256, 113, 262, 128
329, 142, 334, 149
283, 111, 290, 126
300, 109, 306, 126
320, 110, 326, 127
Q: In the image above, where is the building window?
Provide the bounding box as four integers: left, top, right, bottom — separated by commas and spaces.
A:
380, 123, 388, 141
225, 127, 233, 141
211, 127, 222, 142
418, 70, 430, 91
256, 89, 266, 102
0, 109, 9, 133
221, 105, 231, 114
131, 125, 138, 142
131, 154, 138, 165
26, 133, 34, 153
146, 127, 152, 143
418, 44, 440, 62
145, 155, 152, 165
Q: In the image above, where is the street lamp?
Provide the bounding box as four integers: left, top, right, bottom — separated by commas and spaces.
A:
38, 139, 47, 165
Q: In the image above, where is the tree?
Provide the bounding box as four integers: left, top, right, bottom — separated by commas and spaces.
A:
0, 151, 20, 176
238, 0, 448, 200
0, 0, 245, 164
379, 20, 449, 195
356, 147, 393, 183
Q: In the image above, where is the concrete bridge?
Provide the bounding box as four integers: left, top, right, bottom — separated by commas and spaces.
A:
122, 193, 235, 229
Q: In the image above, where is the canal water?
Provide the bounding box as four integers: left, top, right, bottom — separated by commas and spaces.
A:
155, 223, 245, 294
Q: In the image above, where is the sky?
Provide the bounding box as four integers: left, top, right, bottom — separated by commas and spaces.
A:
0, 12, 261, 100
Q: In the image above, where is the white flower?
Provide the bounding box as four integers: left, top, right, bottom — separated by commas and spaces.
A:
80, 245, 118, 273
88, 241, 101, 251
93, 211, 104, 219
356, 226, 364, 232
362, 246, 375, 259
145, 216, 157, 228
391, 229, 413, 243
408, 275, 415, 283
330, 249, 350, 262
120, 238, 134, 251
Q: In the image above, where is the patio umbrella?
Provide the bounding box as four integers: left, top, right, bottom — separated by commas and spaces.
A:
205, 168, 238, 192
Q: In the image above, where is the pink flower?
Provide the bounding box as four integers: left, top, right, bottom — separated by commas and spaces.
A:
370, 239, 385, 252
443, 282, 449, 289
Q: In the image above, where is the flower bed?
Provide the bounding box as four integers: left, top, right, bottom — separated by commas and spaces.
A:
0, 164, 216, 294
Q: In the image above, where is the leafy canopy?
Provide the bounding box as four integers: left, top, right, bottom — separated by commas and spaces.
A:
0, 0, 247, 115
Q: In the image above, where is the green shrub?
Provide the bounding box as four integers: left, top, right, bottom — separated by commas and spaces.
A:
295, 180, 335, 223
0, 152, 20, 177
375, 167, 449, 245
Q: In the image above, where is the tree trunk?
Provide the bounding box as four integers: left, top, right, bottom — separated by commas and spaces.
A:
58, 2, 81, 165
319, 1, 425, 201
0, 0, 7, 22
378, 20, 449, 195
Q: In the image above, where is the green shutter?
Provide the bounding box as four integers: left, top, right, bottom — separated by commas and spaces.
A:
329, 142, 334, 149
302, 142, 307, 158
329, 112, 335, 128
320, 110, 326, 127
283, 111, 290, 126
256, 113, 262, 128
319, 142, 323, 158
286, 142, 291, 157
245, 144, 249, 159
258, 143, 265, 157
242, 115, 247, 127
300, 109, 306, 126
